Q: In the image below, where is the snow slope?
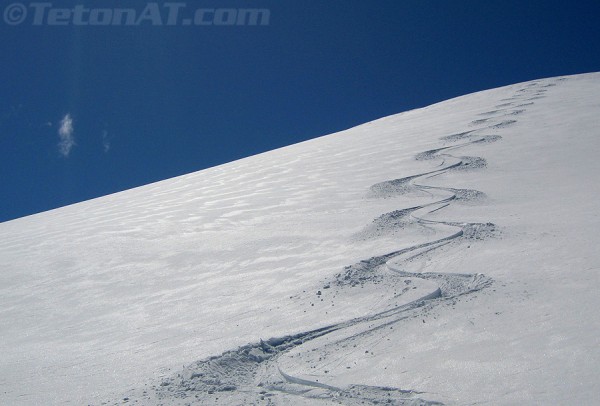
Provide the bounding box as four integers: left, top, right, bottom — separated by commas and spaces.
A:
1, 73, 599, 405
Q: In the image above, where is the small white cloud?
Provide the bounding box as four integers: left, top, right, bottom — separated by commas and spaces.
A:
102, 130, 111, 153
58, 114, 75, 157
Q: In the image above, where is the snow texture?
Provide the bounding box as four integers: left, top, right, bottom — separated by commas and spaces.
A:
1, 73, 599, 405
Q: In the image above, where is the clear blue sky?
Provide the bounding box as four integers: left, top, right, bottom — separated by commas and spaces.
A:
2, 0, 600, 222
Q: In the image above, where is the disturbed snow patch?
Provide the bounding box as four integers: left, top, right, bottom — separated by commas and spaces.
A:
452, 156, 487, 170
368, 175, 420, 198
447, 188, 487, 202
354, 208, 419, 240
439, 130, 477, 142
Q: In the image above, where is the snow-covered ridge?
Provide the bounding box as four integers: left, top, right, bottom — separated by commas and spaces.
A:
1, 73, 599, 405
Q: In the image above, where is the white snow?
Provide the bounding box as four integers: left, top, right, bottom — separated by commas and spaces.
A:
1, 73, 599, 405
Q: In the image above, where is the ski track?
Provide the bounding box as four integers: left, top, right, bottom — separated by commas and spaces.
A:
111, 80, 561, 406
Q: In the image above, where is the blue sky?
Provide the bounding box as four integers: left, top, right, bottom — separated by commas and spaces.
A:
1, 0, 600, 223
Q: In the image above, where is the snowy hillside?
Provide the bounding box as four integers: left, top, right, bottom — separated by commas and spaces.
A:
1, 73, 599, 405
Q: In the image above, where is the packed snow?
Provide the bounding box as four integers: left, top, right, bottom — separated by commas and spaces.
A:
1, 73, 599, 405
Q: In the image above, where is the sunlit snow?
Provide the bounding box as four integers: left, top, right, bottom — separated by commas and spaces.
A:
1, 73, 599, 405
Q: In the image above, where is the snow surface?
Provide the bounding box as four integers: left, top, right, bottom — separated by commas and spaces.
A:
1, 73, 599, 405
